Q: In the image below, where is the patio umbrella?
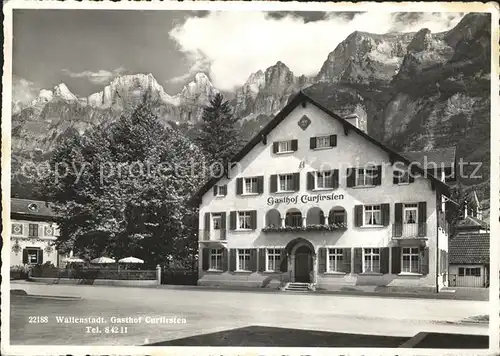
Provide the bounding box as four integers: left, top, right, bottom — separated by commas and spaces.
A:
118, 256, 144, 264
90, 256, 116, 264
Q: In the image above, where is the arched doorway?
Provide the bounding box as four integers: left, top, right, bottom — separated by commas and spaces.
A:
294, 245, 313, 283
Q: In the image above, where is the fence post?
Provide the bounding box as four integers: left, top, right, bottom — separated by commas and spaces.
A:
156, 265, 161, 285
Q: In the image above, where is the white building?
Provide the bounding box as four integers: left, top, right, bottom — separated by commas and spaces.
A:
195, 91, 453, 292
10, 198, 61, 267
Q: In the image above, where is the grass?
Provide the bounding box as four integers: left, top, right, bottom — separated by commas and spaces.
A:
147, 325, 409, 347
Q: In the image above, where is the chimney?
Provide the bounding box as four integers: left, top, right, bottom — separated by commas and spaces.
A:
343, 114, 359, 129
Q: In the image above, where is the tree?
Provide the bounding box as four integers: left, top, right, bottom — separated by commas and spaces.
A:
38, 99, 208, 268
195, 93, 241, 172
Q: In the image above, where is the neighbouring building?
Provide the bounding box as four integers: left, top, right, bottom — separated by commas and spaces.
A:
10, 198, 61, 267
195, 91, 454, 292
448, 233, 489, 288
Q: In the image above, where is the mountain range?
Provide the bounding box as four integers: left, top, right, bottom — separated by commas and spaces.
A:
11, 13, 492, 219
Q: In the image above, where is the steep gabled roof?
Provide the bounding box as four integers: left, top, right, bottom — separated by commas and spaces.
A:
449, 233, 489, 264
456, 216, 489, 230
399, 147, 456, 169
195, 91, 451, 199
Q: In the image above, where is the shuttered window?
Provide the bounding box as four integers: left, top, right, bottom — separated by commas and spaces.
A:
28, 224, 38, 237
214, 185, 227, 196
238, 212, 252, 230
237, 249, 251, 271
278, 174, 294, 192
327, 248, 343, 272
244, 177, 258, 194
363, 248, 380, 273
209, 248, 223, 270
267, 249, 281, 271
364, 205, 382, 226
402, 247, 420, 273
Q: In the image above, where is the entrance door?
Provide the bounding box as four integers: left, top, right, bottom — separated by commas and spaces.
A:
294, 245, 312, 283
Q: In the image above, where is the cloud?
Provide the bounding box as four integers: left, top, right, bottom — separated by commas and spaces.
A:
12, 76, 40, 113
166, 51, 211, 84
169, 11, 465, 91
61, 67, 127, 85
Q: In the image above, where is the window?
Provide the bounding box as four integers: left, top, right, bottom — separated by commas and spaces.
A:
316, 171, 333, 189
26, 248, 40, 264
458, 267, 481, 277
364, 205, 382, 226
28, 224, 39, 237
279, 174, 294, 192
285, 212, 302, 227
237, 249, 251, 271
396, 170, 410, 184
210, 249, 223, 270
244, 177, 258, 194
316, 136, 330, 149
401, 247, 420, 273
328, 248, 343, 272
363, 248, 380, 273
267, 249, 281, 271
12, 223, 23, 235
404, 204, 418, 224
330, 209, 346, 224
278, 140, 292, 153
212, 214, 221, 230
356, 167, 377, 186
238, 211, 252, 230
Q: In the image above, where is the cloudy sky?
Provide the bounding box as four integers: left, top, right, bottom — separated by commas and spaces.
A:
12, 10, 464, 106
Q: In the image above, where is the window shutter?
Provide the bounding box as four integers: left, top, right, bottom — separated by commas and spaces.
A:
22, 249, 28, 264
380, 247, 389, 274
258, 248, 266, 272
279, 249, 288, 272
273, 142, 279, 153
374, 165, 382, 186
250, 210, 257, 230
213, 185, 218, 196
394, 203, 403, 237
293, 172, 300, 191
270, 175, 277, 193
381, 203, 390, 226
354, 205, 363, 227
332, 169, 339, 189
330, 134, 337, 147
229, 249, 237, 272
229, 211, 236, 230
393, 170, 401, 184
346, 168, 356, 187
202, 248, 210, 271
223, 185, 228, 196
249, 249, 257, 272
291, 139, 298, 151
342, 248, 352, 273
353, 248, 363, 273
420, 246, 429, 275
257, 176, 264, 194
221, 248, 228, 271
236, 178, 243, 195
310, 137, 317, 149
418, 202, 427, 237
318, 248, 326, 273
307, 172, 315, 190
204, 213, 210, 240
319, 211, 325, 225
391, 247, 401, 274
220, 212, 226, 240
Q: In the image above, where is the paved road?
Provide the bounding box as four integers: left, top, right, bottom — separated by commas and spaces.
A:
9, 282, 489, 346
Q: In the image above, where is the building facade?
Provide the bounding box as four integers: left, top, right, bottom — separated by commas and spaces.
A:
10, 198, 61, 267
196, 92, 452, 292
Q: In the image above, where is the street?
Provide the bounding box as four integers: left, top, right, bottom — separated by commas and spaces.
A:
10, 282, 489, 346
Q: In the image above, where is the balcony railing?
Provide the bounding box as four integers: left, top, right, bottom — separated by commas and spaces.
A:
392, 223, 427, 239
199, 229, 227, 241
262, 223, 347, 233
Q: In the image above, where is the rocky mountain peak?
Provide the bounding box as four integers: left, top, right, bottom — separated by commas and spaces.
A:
53, 83, 77, 101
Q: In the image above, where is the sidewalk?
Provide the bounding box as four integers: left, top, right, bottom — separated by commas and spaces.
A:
10, 279, 489, 301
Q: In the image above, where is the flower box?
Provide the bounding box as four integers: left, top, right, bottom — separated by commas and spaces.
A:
262, 223, 347, 233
